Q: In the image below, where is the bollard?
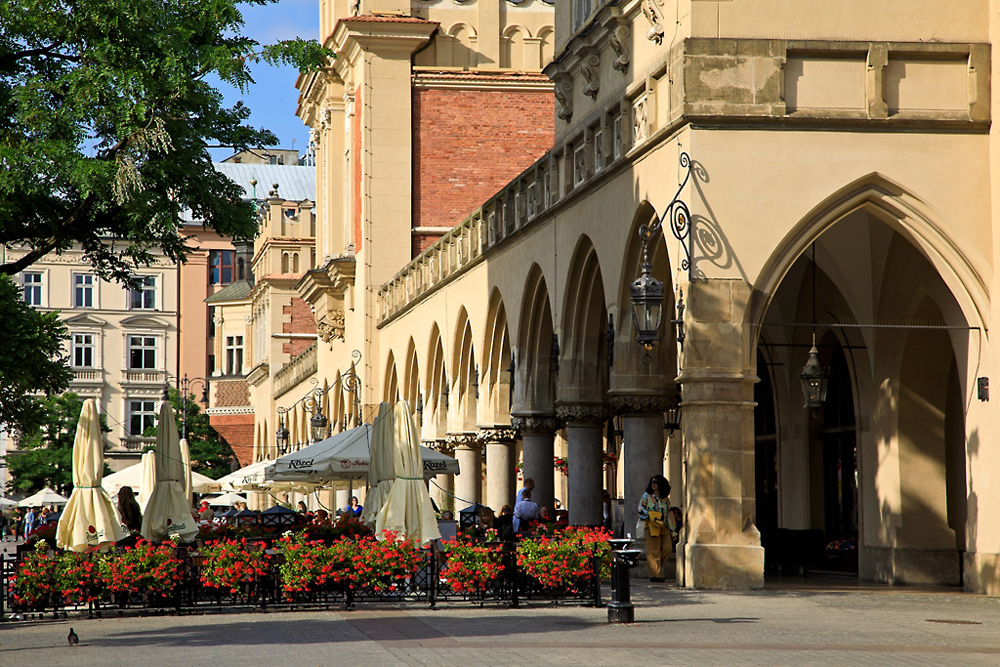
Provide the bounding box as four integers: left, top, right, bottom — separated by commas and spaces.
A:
607, 538, 642, 623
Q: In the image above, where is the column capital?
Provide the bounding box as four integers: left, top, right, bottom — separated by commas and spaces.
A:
608, 392, 671, 415
478, 426, 518, 444
445, 432, 482, 451
510, 414, 560, 436
423, 439, 454, 454
555, 403, 610, 425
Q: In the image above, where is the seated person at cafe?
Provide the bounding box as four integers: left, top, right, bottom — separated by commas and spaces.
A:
345, 496, 363, 516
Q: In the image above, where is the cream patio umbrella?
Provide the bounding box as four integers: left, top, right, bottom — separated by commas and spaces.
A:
138, 450, 156, 511
18, 487, 70, 507
374, 401, 441, 546
56, 399, 127, 551
140, 402, 199, 543
179, 438, 193, 505
360, 402, 396, 527
103, 461, 221, 498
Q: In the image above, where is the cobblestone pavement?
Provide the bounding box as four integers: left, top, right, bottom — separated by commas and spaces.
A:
4, 579, 1000, 666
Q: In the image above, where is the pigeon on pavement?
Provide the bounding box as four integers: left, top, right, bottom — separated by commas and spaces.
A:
67, 628, 79, 646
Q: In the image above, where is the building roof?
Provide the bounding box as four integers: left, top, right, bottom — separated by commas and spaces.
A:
205, 280, 253, 304
213, 163, 316, 203
342, 14, 437, 24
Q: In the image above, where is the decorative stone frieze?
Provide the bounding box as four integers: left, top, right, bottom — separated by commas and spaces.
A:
316, 310, 346, 343
424, 439, 454, 455
446, 432, 482, 451
608, 20, 631, 73
554, 76, 573, 121
609, 393, 671, 415
556, 403, 610, 424
641, 0, 666, 44
510, 415, 560, 435
580, 52, 600, 99
478, 427, 518, 444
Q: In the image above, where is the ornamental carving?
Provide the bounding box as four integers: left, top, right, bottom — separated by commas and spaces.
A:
581, 52, 600, 99
425, 439, 454, 454
316, 310, 345, 343
609, 22, 631, 73
446, 433, 482, 450
510, 415, 561, 435
554, 76, 573, 122
609, 394, 671, 415
641, 0, 666, 44
556, 404, 611, 425
478, 427, 518, 445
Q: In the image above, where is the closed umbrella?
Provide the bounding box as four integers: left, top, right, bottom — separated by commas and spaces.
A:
360, 402, 395, 527
18, 488, 70, 507
375, 401, 441, 546
138, 451, 156, 511
179, 438, 193, 505
56, 399, 126, 551
140, 402, 198, 543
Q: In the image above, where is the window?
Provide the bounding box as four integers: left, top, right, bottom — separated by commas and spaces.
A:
72, 333, 95, 367
594, 130, 604, 173
527, 183, 537, 218
128, 336, 157, 370
613, 115, 623, 159
225, 335, 244, 375
210, 250, 235, 285
208, 306, 216, 338
129, 276, 157, 310
573, 145, 586, 187
572, 0, 595, 31
129, 400, 157, 437
23, 272, 42, 306
74, 274, 95, 308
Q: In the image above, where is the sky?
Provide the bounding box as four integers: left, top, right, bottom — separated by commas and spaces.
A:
208, 0, 321, 162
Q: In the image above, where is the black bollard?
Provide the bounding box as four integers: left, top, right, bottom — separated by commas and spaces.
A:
607, 538, 641, 623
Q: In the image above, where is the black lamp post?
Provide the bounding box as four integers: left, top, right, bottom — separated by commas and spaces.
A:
161, 374, 209, 439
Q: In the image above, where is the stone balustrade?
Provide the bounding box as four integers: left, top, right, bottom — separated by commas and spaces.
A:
272, 341, 318, 399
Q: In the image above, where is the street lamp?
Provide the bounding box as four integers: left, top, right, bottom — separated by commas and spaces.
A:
629, 152, 693, 357
275, 417, 290, 456
161, 374, 209, 439
799, 333, 828, 410
664, 386, 682, 437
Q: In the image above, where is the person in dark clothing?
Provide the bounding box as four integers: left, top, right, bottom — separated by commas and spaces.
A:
117, 486, 143, 533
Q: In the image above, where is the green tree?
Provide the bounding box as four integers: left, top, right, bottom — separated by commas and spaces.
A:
4, 392, 110, 495
0, 275, 73, 433
0, 0, 331, 435
0, 0, 331, 282
150, 388, 235, 480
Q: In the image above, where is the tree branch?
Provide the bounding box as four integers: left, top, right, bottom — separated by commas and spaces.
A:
0, 42, 80, 68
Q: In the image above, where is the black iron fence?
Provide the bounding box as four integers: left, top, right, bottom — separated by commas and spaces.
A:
2, 544, 602, 620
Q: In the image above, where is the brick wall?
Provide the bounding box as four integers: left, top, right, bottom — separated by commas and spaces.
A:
210, 414, 254, 466
215, 379, 250, 407
412, 84, 554, 254
281, 297, 317, 358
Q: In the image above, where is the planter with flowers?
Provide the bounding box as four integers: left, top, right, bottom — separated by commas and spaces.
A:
350, 532, 423, 594
439, 536, 505, 596
199, 537, 272, 600
9, 542, 59, 612
516, 527, 611, 594
107, 539, 184, 609
276, 532, 356, 600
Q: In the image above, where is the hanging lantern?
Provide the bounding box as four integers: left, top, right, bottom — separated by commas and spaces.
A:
310, 410, 329, 442
275, 419, 290, 455
664, 386, 682, 436
799, 333, 828, 409
629, 254, 664, 351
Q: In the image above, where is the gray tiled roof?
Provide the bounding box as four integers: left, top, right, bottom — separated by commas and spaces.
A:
183, 162, 316, 223
205, 280, 253, 303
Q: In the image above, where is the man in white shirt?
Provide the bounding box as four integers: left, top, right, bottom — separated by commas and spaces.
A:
513, 489, 539, 533
516, 477, 535, 505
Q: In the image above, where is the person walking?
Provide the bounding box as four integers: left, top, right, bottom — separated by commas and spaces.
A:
516, 478, 535, 505
513, 489, 539, 534
24, 506, 37, 537
638, 475, 675, 582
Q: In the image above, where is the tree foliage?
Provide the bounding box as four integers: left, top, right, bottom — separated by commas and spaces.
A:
0, 0, 331, 282
4, 392, 109, 496
0, 275, 73, 432
151, 388, 235, 479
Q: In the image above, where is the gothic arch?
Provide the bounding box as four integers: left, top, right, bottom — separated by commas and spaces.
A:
452, 308, 478, 430
426, 323, 448, 438
515, 264, 556, 413
383, 351, 399, 403
483, 288, 512, 425
560, 235, 609, 403
501, 25, 526, 70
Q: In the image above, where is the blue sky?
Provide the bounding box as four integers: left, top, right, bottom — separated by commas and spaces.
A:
209, 0, 321, 161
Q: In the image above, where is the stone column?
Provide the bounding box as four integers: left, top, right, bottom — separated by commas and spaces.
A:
557, 404, 609, 526
450, 433, 482, 507
610, 394, 669, 541
481, 427, 517, 511
426, 439, 455, 513
681, 278, 763, 590
511, 415, 559, 510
